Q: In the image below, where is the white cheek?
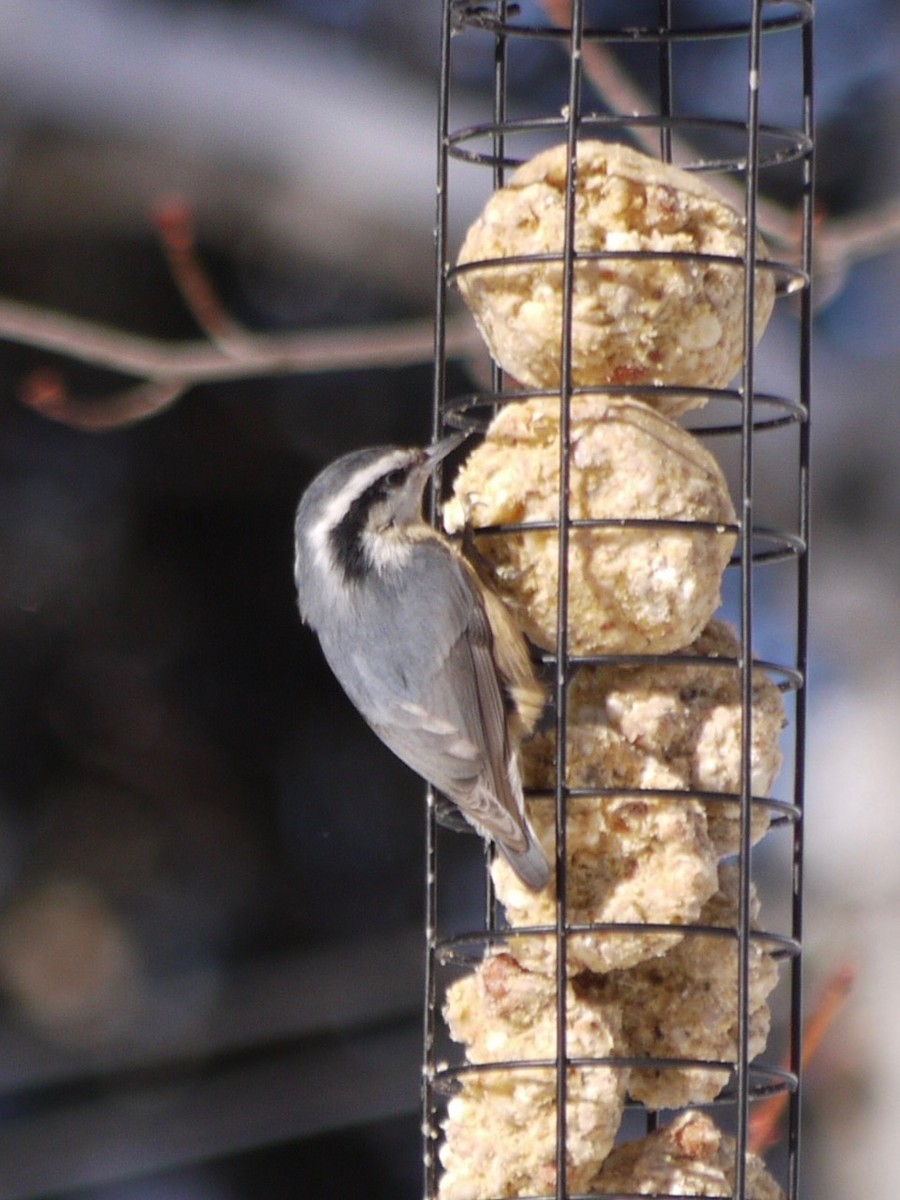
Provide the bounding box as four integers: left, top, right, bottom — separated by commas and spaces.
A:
305, 451, 412, 578
362, 530, 413, 574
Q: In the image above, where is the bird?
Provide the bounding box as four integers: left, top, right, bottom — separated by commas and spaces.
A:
293, 432, 551, 891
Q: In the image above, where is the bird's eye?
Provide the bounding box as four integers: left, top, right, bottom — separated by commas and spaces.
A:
385, 467, 409, 489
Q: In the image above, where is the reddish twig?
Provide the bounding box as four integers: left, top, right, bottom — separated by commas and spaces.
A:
152, 196, 250, 352
6, 190, 484, 431
19, 368, 189, 432
748, 964, 855, 1155
5, 60, 898, 433
541, 0, 663, 137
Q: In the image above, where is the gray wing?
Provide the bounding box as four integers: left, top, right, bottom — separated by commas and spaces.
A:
322, 539, 532, 856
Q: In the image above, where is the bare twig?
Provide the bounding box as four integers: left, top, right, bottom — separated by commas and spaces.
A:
18, 369, 190, 432
152, 197, 252, 352
4, 8, 899, 431
1, 177, 483, 432
541, 0, 666, 147
4, 295, 481, 429
0, 296, 479, 382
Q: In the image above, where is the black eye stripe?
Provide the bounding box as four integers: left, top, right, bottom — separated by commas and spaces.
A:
328, 460, 414, 581
384, 465, 411, 489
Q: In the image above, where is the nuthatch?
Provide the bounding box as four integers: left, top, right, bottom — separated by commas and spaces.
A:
293, 433, 551, 891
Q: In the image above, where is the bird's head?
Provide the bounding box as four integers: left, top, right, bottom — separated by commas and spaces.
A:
294, 432, 467, 618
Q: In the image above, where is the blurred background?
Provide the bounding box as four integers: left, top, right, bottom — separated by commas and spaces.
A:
0, 1, 897, 1197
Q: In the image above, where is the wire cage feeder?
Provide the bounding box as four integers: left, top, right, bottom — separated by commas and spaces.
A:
426, 3, 813, 1200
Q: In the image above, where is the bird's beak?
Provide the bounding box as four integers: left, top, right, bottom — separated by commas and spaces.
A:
425, 429, 469, 470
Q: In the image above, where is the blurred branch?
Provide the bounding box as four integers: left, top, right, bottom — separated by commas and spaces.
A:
152, 196, 251, 351
2, 295, 480, 431
0, 297, 478, 382
1, 187, 482, 431
18, 369, 190, 432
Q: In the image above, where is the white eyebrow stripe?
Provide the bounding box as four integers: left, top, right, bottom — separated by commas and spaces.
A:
307, 449, 412, 574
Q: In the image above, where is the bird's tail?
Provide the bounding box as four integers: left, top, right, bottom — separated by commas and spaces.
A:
497, 830, 552, 892
498, 751, 552, 892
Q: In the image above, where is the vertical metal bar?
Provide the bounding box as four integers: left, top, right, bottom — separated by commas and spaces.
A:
788, 11, 816, 1199
431, 4, 452, 455
493, 0, 509, 192
735, 3, 765, 1196
423, 8, 454, 1198
421, 792, 439, 1200
555, 3, 585, 1196
658, 0, 674, 163
485, 0, 512, 926
650, 2, 674, 1141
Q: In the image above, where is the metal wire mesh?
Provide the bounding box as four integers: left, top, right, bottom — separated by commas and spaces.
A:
426, 2, 813, 1198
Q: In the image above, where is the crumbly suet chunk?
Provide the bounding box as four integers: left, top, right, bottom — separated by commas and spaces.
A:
601, 619, 786, 854
439, 954, 626, 1199
444, 950, 623, 1066
491, 788, 719, 976
438, 1064, 624, 1200
444, 394, 736, 656
456, 140, 776, 408
537, 619, 785, 856
590, 1109, 784, 1199
584, 865, 781, 1108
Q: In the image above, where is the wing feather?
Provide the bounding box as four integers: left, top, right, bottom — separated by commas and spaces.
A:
331, 541, 525, 845
317, 535, 548, 886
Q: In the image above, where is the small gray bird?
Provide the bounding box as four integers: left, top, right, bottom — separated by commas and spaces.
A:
293, 433, 551, 891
